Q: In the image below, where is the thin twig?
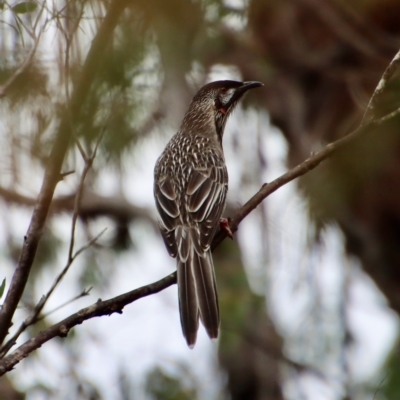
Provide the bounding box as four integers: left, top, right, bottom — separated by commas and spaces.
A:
68, 146, 93, 262
37, 287, 93, 321
0, 288, 92, 358
0, 230, 106, 358
361, 49, 400, 126
68, 131, 105, 262
38, 228, 106, 315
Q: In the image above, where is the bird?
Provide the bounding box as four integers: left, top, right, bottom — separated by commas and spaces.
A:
154, 80, 263, 348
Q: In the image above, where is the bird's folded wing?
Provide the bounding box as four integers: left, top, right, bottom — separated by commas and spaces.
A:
154, 164, 228, 257
154, 175, 179, 257
187, 165, 228, 253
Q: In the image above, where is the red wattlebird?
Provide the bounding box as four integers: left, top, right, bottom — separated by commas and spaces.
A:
154, 80, 263, 347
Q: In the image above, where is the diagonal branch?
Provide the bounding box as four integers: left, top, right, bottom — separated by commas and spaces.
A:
0, 0, 129, 345
0, 272, 177, 375
0, 229, 106, 358
213, 105, 400, 249
1, 104, 400, 374
361, 48, 400, 126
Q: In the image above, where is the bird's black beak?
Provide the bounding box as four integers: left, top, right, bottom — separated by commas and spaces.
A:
228, 81, 263, 108
241, 81, 264, 91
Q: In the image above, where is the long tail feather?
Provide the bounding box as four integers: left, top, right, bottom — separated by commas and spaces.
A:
192, 250, 219, 339
177, 255, 199, 348
177, 227, 219, 347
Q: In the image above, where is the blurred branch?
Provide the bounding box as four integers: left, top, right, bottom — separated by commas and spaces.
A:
0, 187, 155, 226
362, 48, 400, 125
0, 0, 129, 345
68, 136, 103, 262
299, 0, 381, 58
241, 330, 328, 381
0, 128, 104, 357
1, 103, 400, 373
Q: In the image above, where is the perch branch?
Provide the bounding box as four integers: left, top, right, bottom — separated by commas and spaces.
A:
0, 272, 177, 375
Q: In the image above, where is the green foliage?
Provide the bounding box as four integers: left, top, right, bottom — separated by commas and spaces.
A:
11, 1, 37, 14
31, 229, 62, 272
73, 10, 160, 162
0, 278, 5, 299
144, 367, 197, 400
382, 347, 400, 400
0, 61, 48, 106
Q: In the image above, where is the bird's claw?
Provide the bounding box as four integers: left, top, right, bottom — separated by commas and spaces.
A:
220, 218, 233, 239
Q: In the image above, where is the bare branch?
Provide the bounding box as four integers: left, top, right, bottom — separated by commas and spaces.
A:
72, 228, 107, 260
68, 144, 97, 262
0, 229, 105, 358
0, 272, 177, 375
37, 287, 93, 321
361, 49, 400, 125
212, 105, 400, 249
0, 187, 155, 226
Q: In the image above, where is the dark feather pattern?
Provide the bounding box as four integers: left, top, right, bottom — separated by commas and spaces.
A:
154, 80, 262, 347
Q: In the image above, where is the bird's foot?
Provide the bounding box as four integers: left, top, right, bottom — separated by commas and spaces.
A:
220, 218, 233, 240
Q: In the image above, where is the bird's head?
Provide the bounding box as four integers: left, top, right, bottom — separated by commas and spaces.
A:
180, 80, 263, 145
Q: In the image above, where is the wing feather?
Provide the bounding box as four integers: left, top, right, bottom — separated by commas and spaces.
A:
154, 175, 179, 257
186, 164, 228, 252
187, 170, 209, 195
156, 176, 179, 218
188, 178, 213, 212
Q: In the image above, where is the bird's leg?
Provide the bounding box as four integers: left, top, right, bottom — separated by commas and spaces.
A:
220, 218, 233, 239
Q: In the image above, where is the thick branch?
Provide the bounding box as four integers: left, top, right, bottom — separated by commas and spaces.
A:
0, 0, 129, 345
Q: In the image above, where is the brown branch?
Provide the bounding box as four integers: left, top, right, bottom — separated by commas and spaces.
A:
0, 0, 129, 345
361, 48, 400, 126
213, 105, 400, 249
0, 228, 107, 358
0, 187, 154, 222
38, 287, 93, 321
0, 272, 177, 375
1, 104, 400, 373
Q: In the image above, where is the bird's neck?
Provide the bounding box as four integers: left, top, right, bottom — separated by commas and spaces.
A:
179, 108, 225, 147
